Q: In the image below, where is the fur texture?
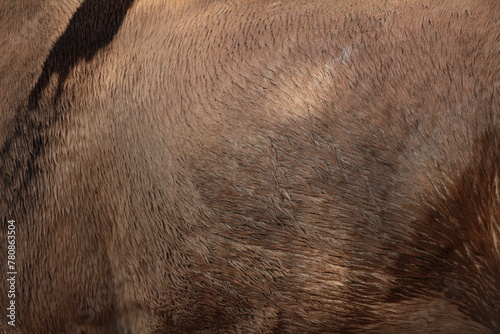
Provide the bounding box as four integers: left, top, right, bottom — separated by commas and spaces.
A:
1, 0, 499, 333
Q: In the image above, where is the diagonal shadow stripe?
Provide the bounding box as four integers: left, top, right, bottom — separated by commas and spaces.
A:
1, 0, 137, 218
28, 0, 136, 110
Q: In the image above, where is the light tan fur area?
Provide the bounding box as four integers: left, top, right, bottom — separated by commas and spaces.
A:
1, 0, 499, 333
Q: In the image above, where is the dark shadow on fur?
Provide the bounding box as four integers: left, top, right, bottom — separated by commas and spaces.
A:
28, 0, 136, 110
1, 0, 136, 216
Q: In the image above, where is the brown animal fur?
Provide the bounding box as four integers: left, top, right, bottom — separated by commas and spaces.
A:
1, 0, 499, 333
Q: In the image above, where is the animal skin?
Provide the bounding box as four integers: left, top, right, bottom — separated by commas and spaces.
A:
1, 0, 499, 333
